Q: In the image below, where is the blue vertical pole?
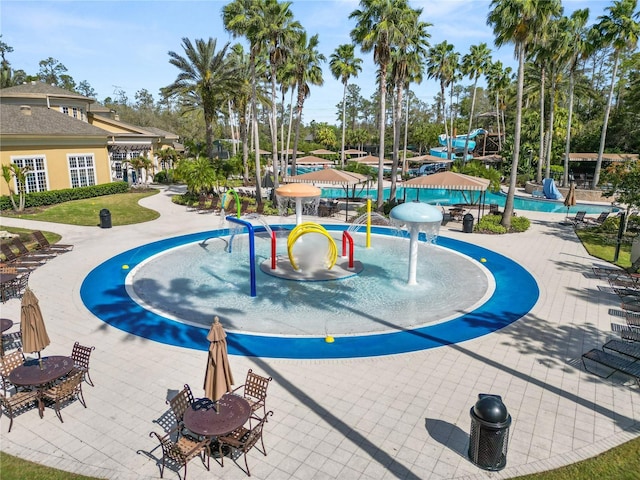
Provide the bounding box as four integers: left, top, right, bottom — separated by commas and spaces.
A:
225, 216, 257, 297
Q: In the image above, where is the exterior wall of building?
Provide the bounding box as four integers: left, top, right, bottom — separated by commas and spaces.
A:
0, 140, 111, 196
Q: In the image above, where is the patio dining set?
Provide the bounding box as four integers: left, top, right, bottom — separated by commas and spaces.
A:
150, 368, 274, 479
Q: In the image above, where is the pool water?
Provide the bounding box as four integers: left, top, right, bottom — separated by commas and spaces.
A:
320, 187, 616, 214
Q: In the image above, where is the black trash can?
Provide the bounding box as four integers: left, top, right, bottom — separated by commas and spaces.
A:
463, 213, 474, 233
99, 208, 112, 229
468, 394, 511, 471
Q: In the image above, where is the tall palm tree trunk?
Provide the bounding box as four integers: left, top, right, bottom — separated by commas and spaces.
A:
250, 52, 262, 203
536, 68, 546, 183
545, 79, 557, 180
463, 78, 478, 159
562, 71, 576, 187
440, 83, 450, 160
390, 83, 404, 202
495, 92, 502, 151
376, 65, 388, 209
402, 91, 410, 175
502, 44, 525, 228
593, 50, 620, 188
340, 81, 347, 169
270, 69, 279, 188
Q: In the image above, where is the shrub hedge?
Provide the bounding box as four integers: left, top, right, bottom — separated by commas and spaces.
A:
0, 182, 130, 211
475, 213, 530, 234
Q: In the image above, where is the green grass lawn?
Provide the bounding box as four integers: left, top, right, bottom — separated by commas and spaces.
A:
0, 190, 159, 226
576, 228, 637, 271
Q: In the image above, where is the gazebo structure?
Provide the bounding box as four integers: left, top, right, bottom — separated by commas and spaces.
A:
403, 171, 490, 221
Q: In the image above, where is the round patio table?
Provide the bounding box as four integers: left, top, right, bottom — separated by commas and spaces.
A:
183, 393, 251, 438
9, 355, 74, 418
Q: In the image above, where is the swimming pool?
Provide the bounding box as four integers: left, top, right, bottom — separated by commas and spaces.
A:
320, 187, 616, 214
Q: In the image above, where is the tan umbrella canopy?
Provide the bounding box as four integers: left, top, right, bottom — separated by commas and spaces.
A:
404, 171, 490, 218
20, 287, 50, 364
348, 154, 392, 166
404, 171, 490, 191
295, 155, 334, 165
280, 148, 305, 155
406, 154, 455, 163
341, 148, 367, 156
204, 316, 234, 402
310, 148, 336, 155
252, 149, 270, 155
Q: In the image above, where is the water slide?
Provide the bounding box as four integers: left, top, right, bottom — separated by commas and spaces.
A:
429, 128, 486, 160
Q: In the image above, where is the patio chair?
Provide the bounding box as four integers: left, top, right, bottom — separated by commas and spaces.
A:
0, 349, 25, 393
569, 211, 587, 226
489, 203, 500, 215
216, 411, 273, 476
11, 238, 56, 261
582, 348, 640, 386
0, 389, 39, 432
70, 341, 95, 387
31, 231, 73, 253
586, 211, 610, 225
2, 270, 30, 301
231, 369, 273, 419
0, 244, 45, 268
41, 370, 86, 423
149, 427, 210, 479
167, 384, 194, 432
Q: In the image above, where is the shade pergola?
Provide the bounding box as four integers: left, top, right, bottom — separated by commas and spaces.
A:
348, 154, 392, 166
568, 153, 638, 162
283, 169, 370, 221
310, 149, 336, 155
403, 171, 490, 220
295, 155, 334, 165
406, 154, 454, 163
341, 148, 367, 156
281, 148, 306, 155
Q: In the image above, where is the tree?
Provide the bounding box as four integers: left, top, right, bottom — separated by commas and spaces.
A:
165, 37, 240, 162
600, 160, 640, 227
350, 0, 411, 209
388, 7, 430, 202
562, 9, 590, 187
592, 0, 640, 188
290, 32, 325, 175
38, 57, 68, 86
425, 41, 458, 159
330, 44, 363, 168
487, 0, 562, 228
1, 163, 30, 212
76, 80, 97, 98
175, 155, 219, 195
461, 43, 492, 160
486, 60, 512, 152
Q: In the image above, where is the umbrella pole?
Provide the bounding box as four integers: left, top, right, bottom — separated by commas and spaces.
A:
38, 351, 43, 370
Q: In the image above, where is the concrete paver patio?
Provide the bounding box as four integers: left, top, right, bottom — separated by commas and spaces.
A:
0, 185, 638, 480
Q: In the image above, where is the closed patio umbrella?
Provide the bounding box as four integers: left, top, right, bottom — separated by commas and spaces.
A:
203, 316, 234, 402
20, 287, 50, 367
564, 182, 577, 220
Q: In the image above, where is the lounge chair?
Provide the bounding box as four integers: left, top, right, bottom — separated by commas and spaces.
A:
585, 211, 610, 225
0, 244, 44, 268
569, 211, 587, 226
611, 323, 640, 342
32, 231, 73, 253
602, 339, 640, 360
592, 258, 640, 278
581, 348, 640, 386
11, 238, 56, 261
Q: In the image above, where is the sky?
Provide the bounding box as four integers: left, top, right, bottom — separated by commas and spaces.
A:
2, 0, 613, 125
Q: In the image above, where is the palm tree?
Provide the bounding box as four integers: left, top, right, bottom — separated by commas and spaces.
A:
389, 10, 430, 202
290, 32, 325, 176
165, 38, 239, 162
486, 60, 512, 152
487, 0, 562, 228
592, 0, 640, 188
562, 9, 590, 187
223, 0, 265, 201
256, 0, 302, 188
425, 41, 458, 159
461, 43, 492, 160
330, 44, 363, 169
350, 0, 410, 209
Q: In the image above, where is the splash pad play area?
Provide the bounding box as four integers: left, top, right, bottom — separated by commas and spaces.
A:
81, 196, 539, 359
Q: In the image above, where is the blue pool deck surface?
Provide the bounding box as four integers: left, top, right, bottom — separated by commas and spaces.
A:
0, 184, 637, 480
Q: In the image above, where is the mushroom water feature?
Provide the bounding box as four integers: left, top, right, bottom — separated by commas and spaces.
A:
275, 183, 322, 225
389, 202, 443, 285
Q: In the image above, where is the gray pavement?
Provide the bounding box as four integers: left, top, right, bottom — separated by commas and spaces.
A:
0, 185, 638, 480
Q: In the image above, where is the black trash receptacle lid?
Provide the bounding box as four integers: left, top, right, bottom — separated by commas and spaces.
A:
463, 213, 474, 221
473, 394, 508, 423
100, 208, 110, 215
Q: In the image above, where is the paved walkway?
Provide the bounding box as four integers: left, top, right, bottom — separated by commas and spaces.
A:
1, 186, 638, 480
